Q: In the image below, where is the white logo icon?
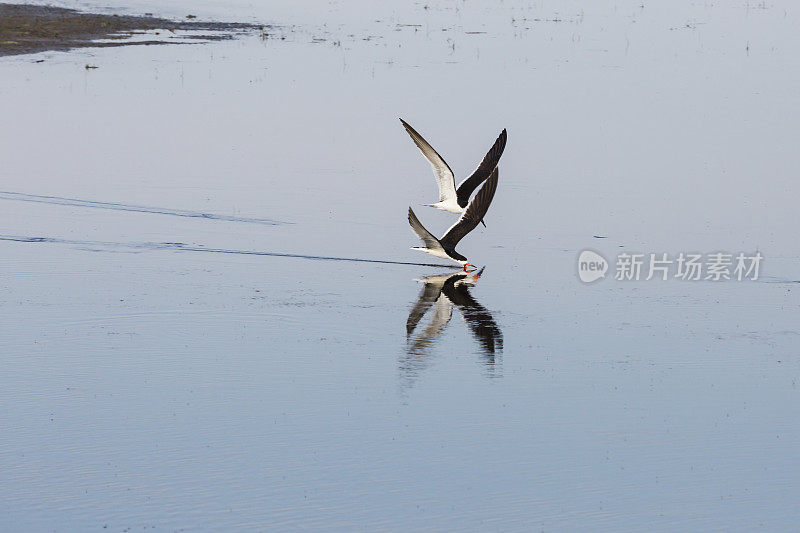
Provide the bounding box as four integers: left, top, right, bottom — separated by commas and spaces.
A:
577, 250, 608, 283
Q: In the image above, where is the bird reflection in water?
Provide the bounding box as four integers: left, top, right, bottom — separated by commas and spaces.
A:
402, 268, 503, 388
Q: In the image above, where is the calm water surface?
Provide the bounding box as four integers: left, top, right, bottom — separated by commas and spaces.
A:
1, 1, 800, 530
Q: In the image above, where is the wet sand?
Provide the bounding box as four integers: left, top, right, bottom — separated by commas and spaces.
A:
0, 3, 261, 56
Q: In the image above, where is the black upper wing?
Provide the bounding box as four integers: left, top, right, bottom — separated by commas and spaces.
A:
455, 129, 506, 208
439, 168, 499, 250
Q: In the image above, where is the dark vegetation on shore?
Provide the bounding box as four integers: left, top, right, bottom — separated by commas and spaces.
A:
0, 3, 262, 56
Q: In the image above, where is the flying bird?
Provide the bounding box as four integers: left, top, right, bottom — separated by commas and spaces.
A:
400, 118, 506, 224
408, 167, 499, 271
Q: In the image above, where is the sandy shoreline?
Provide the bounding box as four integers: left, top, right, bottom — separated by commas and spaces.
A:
0, 3, 262, 57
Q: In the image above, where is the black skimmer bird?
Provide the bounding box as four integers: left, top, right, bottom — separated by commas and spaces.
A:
407, 168, 498, 271
400, 118, 506, 224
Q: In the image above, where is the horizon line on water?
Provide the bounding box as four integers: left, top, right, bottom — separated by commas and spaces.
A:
0, 234, 457, 269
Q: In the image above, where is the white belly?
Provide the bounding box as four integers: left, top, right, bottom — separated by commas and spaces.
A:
430, 200, 463, 214
412, 246, 460, 263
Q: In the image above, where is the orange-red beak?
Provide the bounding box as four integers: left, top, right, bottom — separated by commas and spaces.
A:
463, 262, 476, 272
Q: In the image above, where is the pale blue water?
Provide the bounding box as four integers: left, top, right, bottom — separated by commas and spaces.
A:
2, 1, 800, 530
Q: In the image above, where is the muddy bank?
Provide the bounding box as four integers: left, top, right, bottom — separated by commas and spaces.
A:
0, 3, 263, 57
